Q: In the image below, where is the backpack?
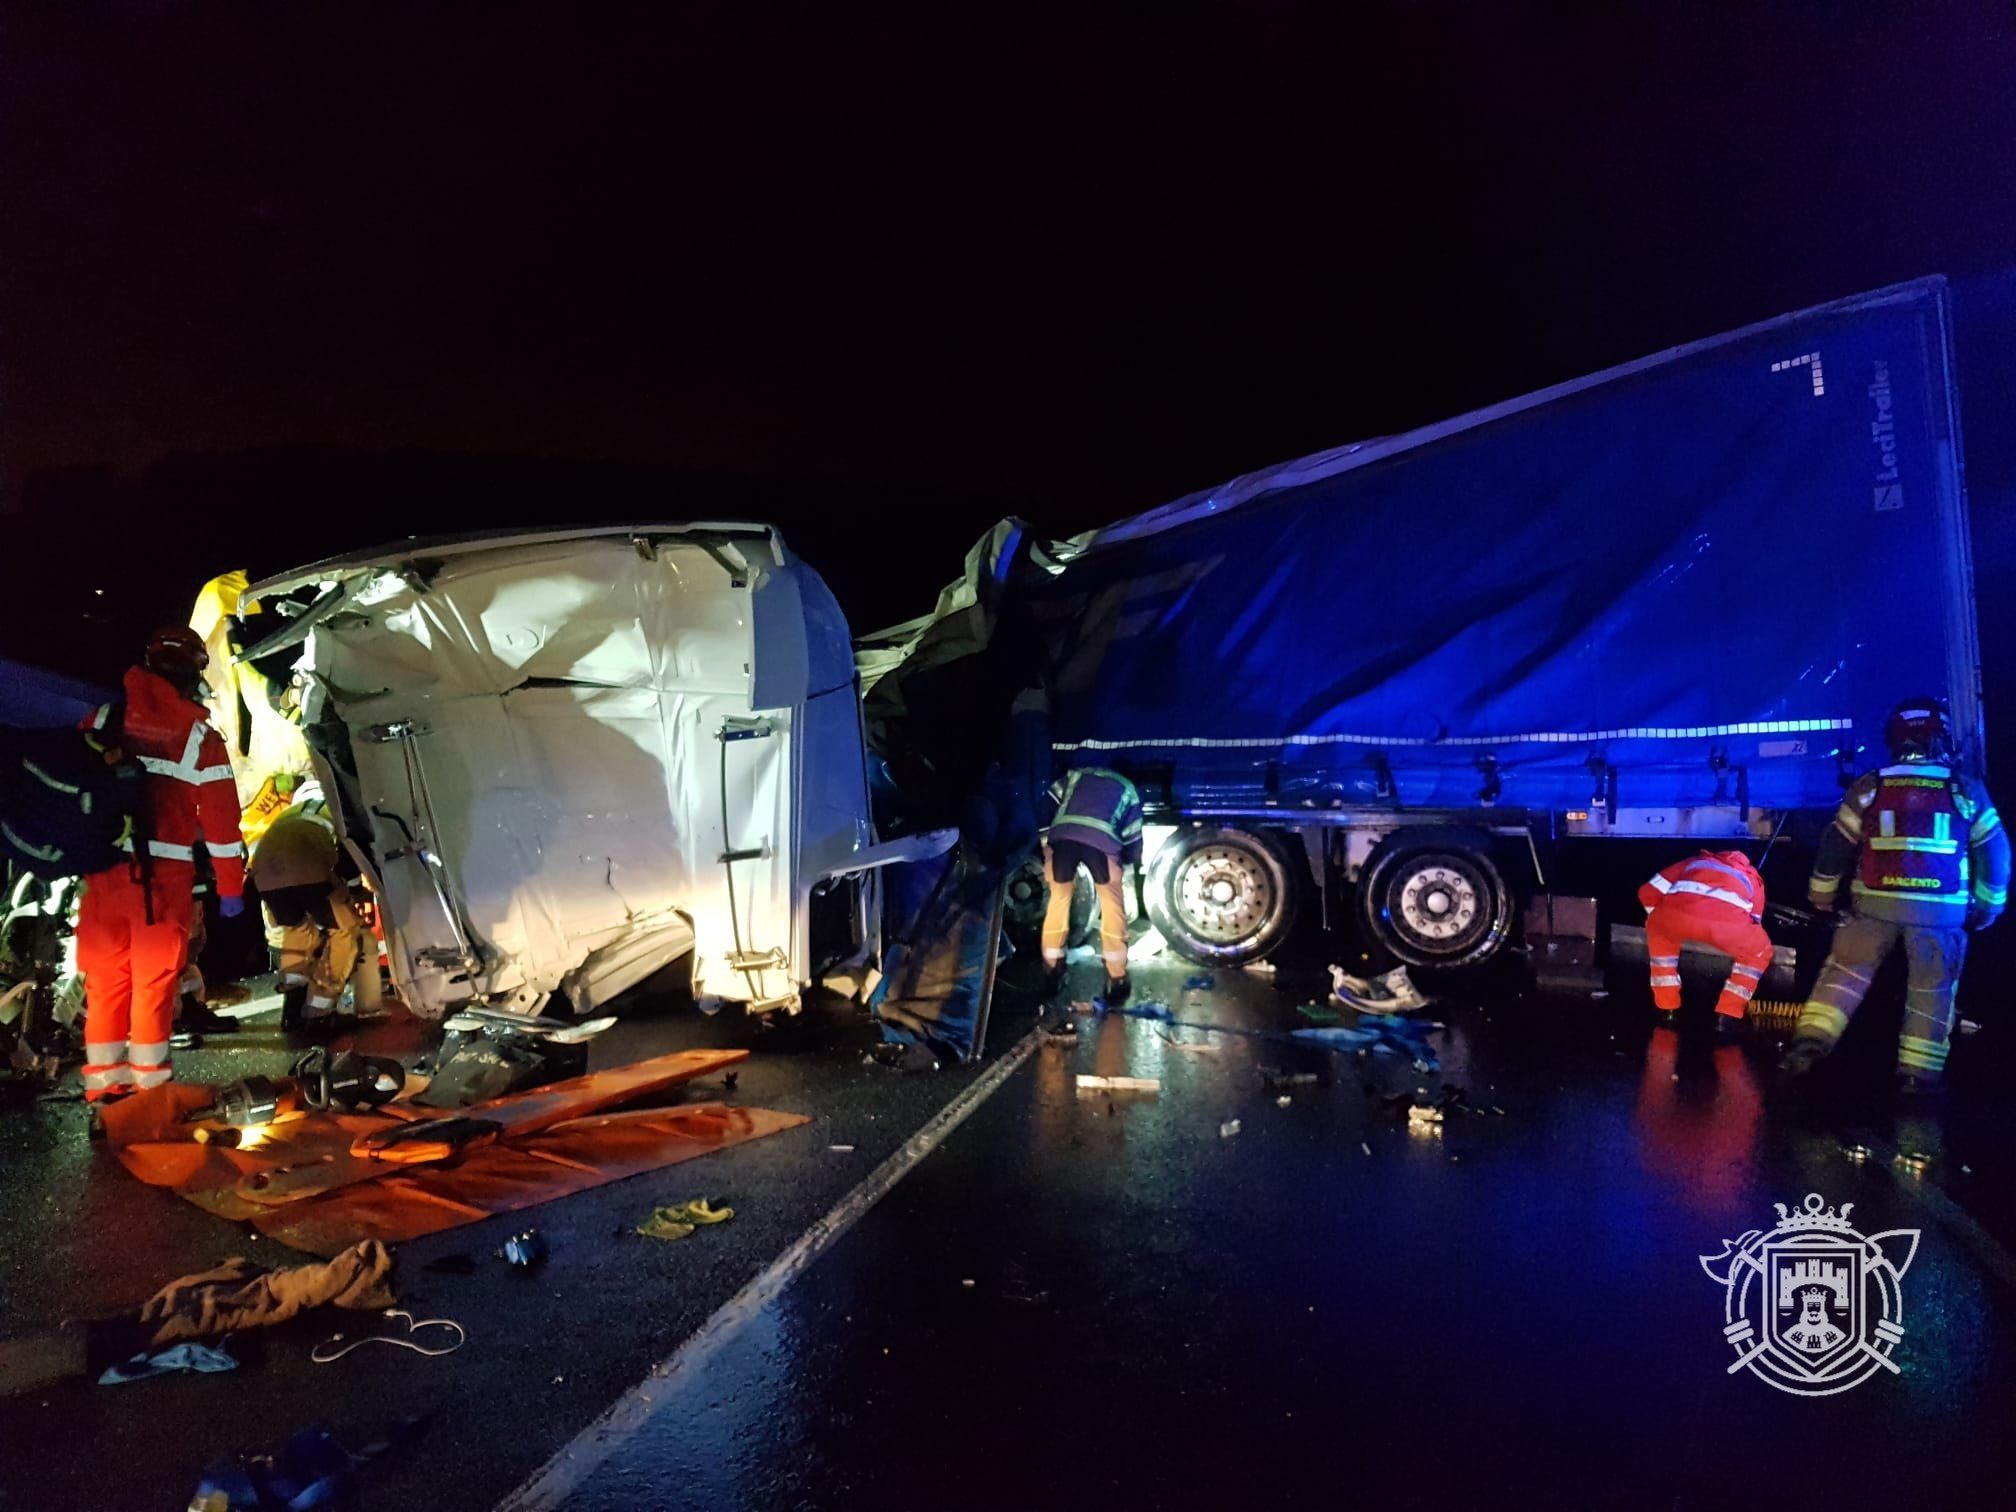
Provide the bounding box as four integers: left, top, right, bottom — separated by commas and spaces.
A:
0, 701, 149, 880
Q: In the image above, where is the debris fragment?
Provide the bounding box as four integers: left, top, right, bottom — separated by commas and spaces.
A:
1360, 1141, 1372, 1157
1275, 1095, 1293, 1108
1075, 1075, 1160, 1094
1406, 1105, 1445, 1128
1843, 1144, 1872, 1165
961, 1278, 975, 1288
1219, 1119, 1243, 1139
500, 1230, 548, 1268
1329, 964, 1431, 1013
829, 1144, 856, 1153
1959, 1018, 1982, 1036
1894, 1151, 1932, 1179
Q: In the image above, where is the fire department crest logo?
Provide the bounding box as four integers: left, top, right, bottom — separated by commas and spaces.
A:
1700, 1193, 1919, 1396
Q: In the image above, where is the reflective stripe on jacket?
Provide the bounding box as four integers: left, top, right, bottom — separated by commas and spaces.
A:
1043, 768, 1144, 859
86, 666, 248, 897
1638, 850, 1765, 922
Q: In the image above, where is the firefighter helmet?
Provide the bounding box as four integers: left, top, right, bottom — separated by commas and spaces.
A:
143, 625, 210, 677
1884, 697, 1952, 761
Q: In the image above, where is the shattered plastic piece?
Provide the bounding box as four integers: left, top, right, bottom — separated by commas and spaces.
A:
500, 1230, 548, 1268
1075, 1074, 1160, 1094
1275, 1095, 1293, 1108
1959, 1018, 1982, 1036
1590, 990, 1610, 1000
99, 1342, 238, 1386
636, 1198, 734, 1242
1360, 1141, 1372, 1157
829, 1144, 857, 1153
1244, 960, 1277, 975
1329, 964, 1431, 1013
1219, 1119, 1243, 1139
1406, 1105, 1445, 1127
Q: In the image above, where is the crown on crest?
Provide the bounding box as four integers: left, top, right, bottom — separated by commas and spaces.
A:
1772, 1193, 1855, 1232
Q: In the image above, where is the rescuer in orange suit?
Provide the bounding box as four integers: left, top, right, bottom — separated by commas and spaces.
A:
1638, 849, 1772, 1042
76, 628, 247, 1114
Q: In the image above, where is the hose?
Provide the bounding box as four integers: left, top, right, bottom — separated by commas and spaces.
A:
312, 1309, 466, 1363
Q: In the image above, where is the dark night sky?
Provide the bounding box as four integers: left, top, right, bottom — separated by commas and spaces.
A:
5, 2, 2016, 671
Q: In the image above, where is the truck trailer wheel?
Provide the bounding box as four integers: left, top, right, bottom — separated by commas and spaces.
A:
1002, 854, 1093, 953
1356, 832, 1511, 969
1146, 825, 1302, 966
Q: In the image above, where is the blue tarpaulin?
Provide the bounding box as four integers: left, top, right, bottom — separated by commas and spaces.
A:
1032, 278, 1978, 816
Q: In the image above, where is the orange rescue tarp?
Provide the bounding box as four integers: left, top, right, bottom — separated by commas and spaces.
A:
252, 1103, 809, 1255
103, 1049, 749, 1213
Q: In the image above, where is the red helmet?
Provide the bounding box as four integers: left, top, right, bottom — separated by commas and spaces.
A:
1884, 697, 1951, 761
143, 625, 210, 676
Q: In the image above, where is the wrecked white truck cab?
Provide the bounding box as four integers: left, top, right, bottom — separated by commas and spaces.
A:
239, 525, 932, 1020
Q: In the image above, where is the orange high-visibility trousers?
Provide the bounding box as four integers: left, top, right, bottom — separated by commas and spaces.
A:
77, 863, 194, 1100
1646, 895, 1774, 1019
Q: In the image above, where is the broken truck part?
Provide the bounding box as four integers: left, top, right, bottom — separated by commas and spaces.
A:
233, 526, 949, 1020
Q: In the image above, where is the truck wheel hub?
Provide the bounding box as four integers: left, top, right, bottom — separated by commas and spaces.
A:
1398, 866, 1477, 941
1174, 846, 1273, 944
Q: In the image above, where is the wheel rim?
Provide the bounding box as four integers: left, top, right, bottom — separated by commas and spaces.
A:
1171, 843, 1277, 945
1381, 853, 1494, 959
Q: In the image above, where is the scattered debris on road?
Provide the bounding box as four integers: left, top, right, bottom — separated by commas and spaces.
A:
500, 1230, 548, 1269
635, 1198, 735, 1242
1219, 1118, 1243, 1139
312, 1309, 467, 1363
1076, 1074, 1160, 1095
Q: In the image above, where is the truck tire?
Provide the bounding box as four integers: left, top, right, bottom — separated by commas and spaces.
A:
1356, 831, 1512, 969
1002, 854, 1093, 953
1146, 825, 1302, 966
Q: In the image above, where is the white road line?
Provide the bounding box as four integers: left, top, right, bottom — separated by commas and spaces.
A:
494, 1024, 1045, 1512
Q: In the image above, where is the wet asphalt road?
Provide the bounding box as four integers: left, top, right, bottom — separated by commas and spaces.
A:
549, 961, 2016, 1512
4, 956, 2016, 1511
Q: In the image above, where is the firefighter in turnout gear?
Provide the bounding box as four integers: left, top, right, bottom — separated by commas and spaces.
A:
1638, 849, 1772, 1041
76, 628, 247, 1105
1039, 767, 1144, 1003
1785, 698, 2009, 1090
250, 781, 368, 1031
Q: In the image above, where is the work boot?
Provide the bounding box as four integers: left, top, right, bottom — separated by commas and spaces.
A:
1652, 1007, 1681, 1032
177, 998, 239, 1036
280, 985, 309, 1033
1779, 1037, 1830, 1077
1103, 973, 1131, 1006
1713, 1015, 1747, 1044
1041, 962, 1067, 1003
